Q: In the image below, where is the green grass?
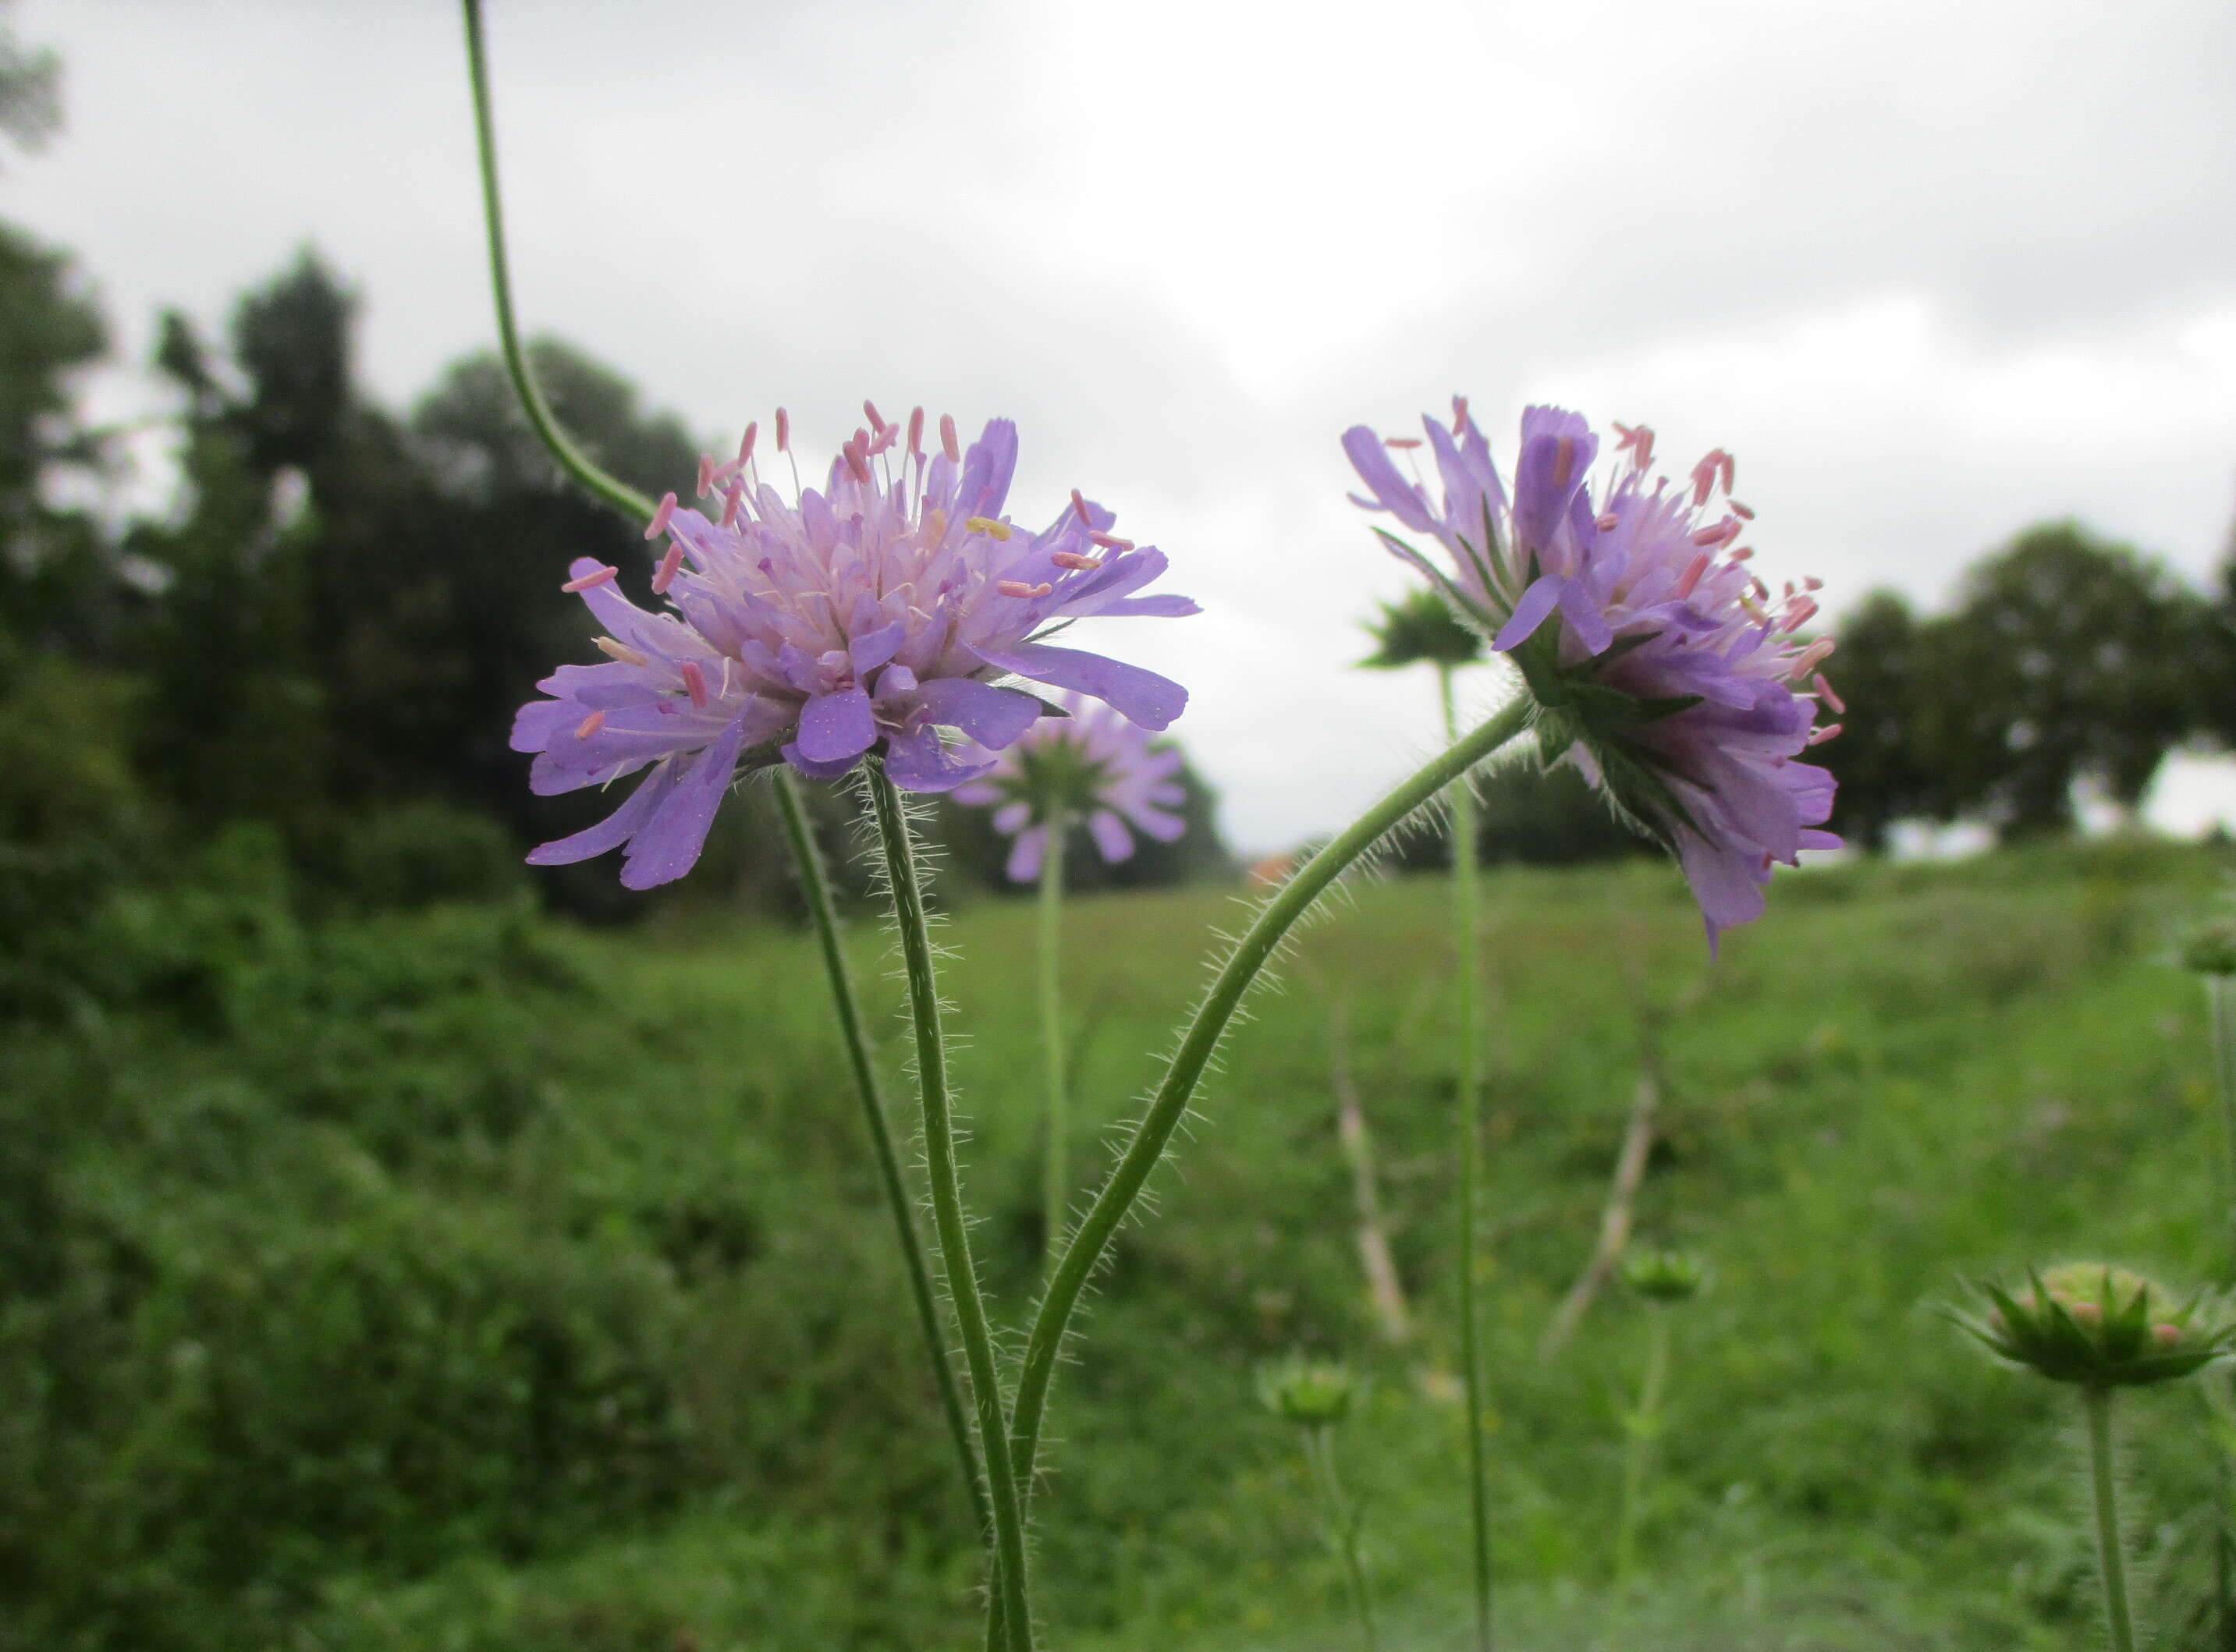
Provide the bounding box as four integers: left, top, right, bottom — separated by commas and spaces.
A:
6, 831, 2234, 1649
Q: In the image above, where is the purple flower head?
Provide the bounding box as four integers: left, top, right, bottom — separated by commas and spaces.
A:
952, 692, 1189, 883
513, 407, 1198, 888
1344, 400, 1842, 949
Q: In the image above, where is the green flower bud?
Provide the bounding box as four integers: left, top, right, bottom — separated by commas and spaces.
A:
1621, 1248, 1709, 1305
1257, 1356, 1359, 1427
1954, 1263, 2234, 1389
2180, 916, 2236, 977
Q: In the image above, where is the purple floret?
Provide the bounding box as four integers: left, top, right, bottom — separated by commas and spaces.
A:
1345, 401, 1841, 949
953, 692, 1189, 883
513, 408, 1198, 888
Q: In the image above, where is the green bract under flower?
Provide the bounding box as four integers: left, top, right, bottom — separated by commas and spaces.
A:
1359, 587, 1485, 672
1955, 1263, 2234, 1388
1622, 1248, 1709, 1305
1258, 1357, 1359, 1427
2179, 915, 2236, 977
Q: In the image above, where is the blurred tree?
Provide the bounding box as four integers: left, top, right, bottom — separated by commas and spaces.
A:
1934, 523, 2209, 839
1817, 591, 1943, 851
0, 2, 59, 159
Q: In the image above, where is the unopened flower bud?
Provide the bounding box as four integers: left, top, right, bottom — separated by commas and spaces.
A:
2181, 916, 2236, 977
1954, 1263, 2234, 1389
1258, 1356, 1359, 1428
1621, 1247, 1709, 1305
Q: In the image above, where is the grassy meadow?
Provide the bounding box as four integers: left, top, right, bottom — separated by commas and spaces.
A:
7, 824, 2235, 1650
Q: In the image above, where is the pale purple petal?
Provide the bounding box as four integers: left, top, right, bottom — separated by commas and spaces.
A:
795, 688, 878, 763
1005, 825, 1049, 884
970, 643, 1187, 731
885, 724, 997, 793
1341, 426, 1436, 533
909, 677, 1045, 748
619, 714, 751, 890
1492, 575, 1564, 651
526, 760, 680, 866
1086, 808, 1134, 863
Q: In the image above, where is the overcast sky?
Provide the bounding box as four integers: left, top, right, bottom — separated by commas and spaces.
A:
16, 0, 2236, 851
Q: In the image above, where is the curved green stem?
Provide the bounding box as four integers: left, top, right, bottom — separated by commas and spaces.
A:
1304, 1427, 1379, 1652
2084, 1386, 2137, 1652
772, 772, 988, 1539
1441, 665, 1493, 1652
1038, 811, 1070, 1274
1614, 1306, 1670, 1586
461, 0, 993, 1551
1006, 697, 1535, 1506
460, 0, 653, 523
866, 767, 1035, 1652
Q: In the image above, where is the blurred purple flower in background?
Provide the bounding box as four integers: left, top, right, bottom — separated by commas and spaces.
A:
512, 406, 1198, 888
1345, 401, 1841, 946
954, 692, 1189, 883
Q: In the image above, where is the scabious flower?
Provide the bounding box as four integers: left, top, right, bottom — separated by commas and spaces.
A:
952, 691, 1188, 883
513, 407, 1198, 888
1344, 402, 1841, 947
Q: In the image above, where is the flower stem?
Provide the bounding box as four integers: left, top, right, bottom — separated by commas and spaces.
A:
865, 766, 1035, 1652
2211, 977, 2236, 1279
1440, 665, 1494, 1652
770, 771, 989, 1540
460, 0, 653, 524
1038, 811, 1070, 1275
2083, 1385, 2138, 1652
1305, 1426, 1379, 1652
1006, 697, 1535, 1512
1613, 1306, 1670, 1587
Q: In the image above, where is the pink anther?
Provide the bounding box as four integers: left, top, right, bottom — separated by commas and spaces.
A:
1691, 520, 1738, 548
1802, 576, 1823, 591
1071, 487, 1090, 523
996, 580, 1042, 598
696, 455, 715, 498
939, 413, 960, 463
562, 565, 619, 593
907, 406, 924, 455
574, 710, 607, 740
1383, 436, 1423, 450
776, 407, 791, 452
651, 541, 684, 595
1613, 420, 1640, 448
680, 659, 708, 709
1727, 546, 1755, 562
1730, 499, 1755, 520
1596, 512, 1621, 532
1451, 395, 1470, 427
1553, 435, 1577, 490
1050, 551, 1102, 571
1806, 722, 1842, 746
720, 485, 743, 529
1813, 672, 1846, 714
1789, 637, 1836, 677
843, 439, 872, 485
1088, 532, 1134, 551
739, 422, 758, 466
646, 491, 678, 539
863, 399, 886, 432
1690, 452, 1725, 507
1785, 597, 1819, 631
1674, 552, 1710, 598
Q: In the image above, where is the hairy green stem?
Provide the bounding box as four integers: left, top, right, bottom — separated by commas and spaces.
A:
1440, 665, 1493, 1652
2084, 1386, 2137, 1652
1304, 1427, 1379, 1652
772, 774, 989, 1538
463, 0, 994, 1549
866, 768, 1035, 1652
2212, 977, 2236, 1278
1613, 1306, 1670, 1586
1006, 697, 1535, 1508
2203, 975, 2236, 1647
1039, 811, 1070, 1274
461, 0, 652, 523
